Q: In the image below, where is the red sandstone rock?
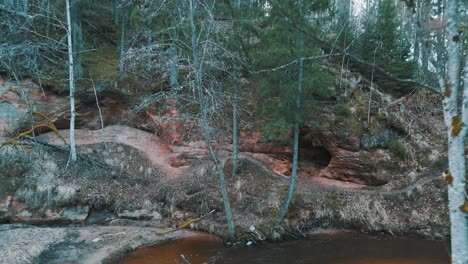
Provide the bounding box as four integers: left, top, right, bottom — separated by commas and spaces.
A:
273, 162, 292, 176
40, 125, 182, 177
0, 196, 12, 221
1, 80, 383, 186
10, 199, 28, 219
0, 80, 141, 138
147, 98, 187, 146
0, 80, 69, 137
316, 130, 387, 186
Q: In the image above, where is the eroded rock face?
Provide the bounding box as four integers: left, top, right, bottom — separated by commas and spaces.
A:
0, 79, 69, 137
0, 79, 144, 138
317, 130, 388, 186
147, 98, 191, 146
360, 129, 399, 149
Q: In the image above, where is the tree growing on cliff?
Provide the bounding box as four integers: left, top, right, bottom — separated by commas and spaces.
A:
404, 0, 467, 262
65, 0, 77, 162
188, 0, 236, 240
356, 0, 415, 96
247, 0, 334, 228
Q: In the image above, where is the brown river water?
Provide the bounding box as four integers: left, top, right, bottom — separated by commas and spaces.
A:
117, 232, 450, 264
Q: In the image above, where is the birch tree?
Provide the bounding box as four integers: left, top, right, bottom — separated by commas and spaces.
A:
188, 0, 236, 241
119, 3, 126, 79
65, 0, 77, 162
435, 0, 468, 262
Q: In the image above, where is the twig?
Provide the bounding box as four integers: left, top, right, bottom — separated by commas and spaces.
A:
251, 54, 340, 74
89, 71, 107, 150
181, 254, 191, 264
159, 209, 216, 235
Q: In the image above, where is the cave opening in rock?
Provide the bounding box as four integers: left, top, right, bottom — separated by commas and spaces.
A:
299, 132, 331, 168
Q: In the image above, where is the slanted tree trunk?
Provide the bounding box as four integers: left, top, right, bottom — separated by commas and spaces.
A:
232, 72, 239, 177
436, 1, 468, 262
419, 0, 430, 75
119, 7, 126, 79
231, 3, 241, 178
412, 0, 421, 66
169, 24, 179, 88
188, 0, 236, 241
65, 0, 77, 162
275, 58, 303, 228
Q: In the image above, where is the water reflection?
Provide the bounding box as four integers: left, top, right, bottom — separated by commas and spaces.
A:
117, 232, 450, 264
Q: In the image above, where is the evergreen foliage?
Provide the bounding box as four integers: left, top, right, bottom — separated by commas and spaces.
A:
355, 0, 415, 96
248, 0, 334, 140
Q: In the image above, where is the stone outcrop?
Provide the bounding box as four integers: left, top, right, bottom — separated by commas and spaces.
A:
316, 130, 388, 186
0, 79, 144, 139
0, 79, 69, 137
0, 78, 420, 189
360, 129, 399, 149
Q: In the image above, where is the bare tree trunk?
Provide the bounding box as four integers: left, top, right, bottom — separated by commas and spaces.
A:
113, 0, 119, 26
188, 0, 236, 241
65, 0, 77, 162
367, 43, 379, 127
275, 58, 303, 228
169, 25, 179, 88
412, 0, 420, 66
232, 73, 239, 177
231, 3, 241, 178
71, 0, 83, 79
446, 137, 468, 264
436, 1, 468, 262
23, 0, 28, 13
119, 8, 126, 79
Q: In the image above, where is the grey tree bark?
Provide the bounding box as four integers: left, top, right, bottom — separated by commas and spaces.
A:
231, 3, 241, 178
188, 0, 236, 240
71, 0, 83, 79
434, 1, 468, 262
119, 7, 126, 79
65, 0, 77, 162
113, 0, 119, 26
232, 72, 239, 177
413, 0, 421, 66
169, 24, 179, 88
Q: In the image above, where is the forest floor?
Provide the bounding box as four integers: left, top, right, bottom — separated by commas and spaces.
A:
0, 140, 450, 263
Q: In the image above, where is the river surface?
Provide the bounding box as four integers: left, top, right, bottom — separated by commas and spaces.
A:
117, 232, 450, 264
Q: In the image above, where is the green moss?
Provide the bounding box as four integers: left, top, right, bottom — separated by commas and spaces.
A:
388, 139, 409, 159
334, 103, 352, 117
355, 107, 369, 121
376, 112, 389, 122
83, 46, 119, 85
336, 117, 363, 135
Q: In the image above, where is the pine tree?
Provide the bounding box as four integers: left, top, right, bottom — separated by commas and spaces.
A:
247, 0, 333, 228
357, 0, 415, 96
250, 0, 334, 140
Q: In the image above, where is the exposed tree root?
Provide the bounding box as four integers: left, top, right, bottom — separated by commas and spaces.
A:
0, 111, 67, 152
159, 209, 216, 235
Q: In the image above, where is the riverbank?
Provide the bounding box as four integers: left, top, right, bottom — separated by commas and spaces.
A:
0, 223, 197, 264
